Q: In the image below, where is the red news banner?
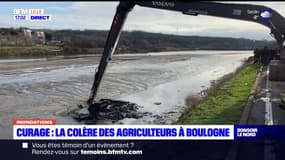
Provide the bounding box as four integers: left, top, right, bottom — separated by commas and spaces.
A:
13, 119, 56, 125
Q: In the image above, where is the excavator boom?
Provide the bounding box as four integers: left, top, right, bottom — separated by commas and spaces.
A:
87, 1, 285, 105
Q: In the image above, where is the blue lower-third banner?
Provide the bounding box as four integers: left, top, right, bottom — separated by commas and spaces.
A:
234, 125, 285, 140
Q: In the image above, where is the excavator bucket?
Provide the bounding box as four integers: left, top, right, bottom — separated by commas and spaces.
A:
73, 99, 146, 123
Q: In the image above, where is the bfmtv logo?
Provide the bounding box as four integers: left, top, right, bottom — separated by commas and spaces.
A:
259, 9, 272, 21
12, 8, 52, 22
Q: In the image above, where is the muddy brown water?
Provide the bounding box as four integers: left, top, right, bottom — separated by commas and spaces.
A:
0, 50, 251, 138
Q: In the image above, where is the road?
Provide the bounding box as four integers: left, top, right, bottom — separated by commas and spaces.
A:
230, 64, 285, 160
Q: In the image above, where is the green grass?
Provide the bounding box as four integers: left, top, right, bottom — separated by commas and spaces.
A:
177, 60, 261, 124
0, 45, 61, 57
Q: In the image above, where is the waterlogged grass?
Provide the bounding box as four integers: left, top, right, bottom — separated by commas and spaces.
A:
177, 60, 261, 124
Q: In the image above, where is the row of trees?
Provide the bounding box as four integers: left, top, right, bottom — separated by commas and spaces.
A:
0, 28, 274, 54
51, 30, 273, 54
0, 35, 32, 46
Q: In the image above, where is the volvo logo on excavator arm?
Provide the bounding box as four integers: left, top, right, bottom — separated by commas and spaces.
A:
152, 1, 175, 7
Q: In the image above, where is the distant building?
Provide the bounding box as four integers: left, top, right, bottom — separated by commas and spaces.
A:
31, 31, 45, 44
23, 29, 32, 39
21, 29, 46, 44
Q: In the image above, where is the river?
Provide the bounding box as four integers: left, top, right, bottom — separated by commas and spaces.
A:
0, 50, 252, 138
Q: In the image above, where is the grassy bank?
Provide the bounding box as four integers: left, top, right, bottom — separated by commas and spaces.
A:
0, 45, 62, 57
177, 59, 261, 124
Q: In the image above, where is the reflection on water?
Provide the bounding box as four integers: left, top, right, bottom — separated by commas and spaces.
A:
117, 54, 250, 124
0, 50, 251, 138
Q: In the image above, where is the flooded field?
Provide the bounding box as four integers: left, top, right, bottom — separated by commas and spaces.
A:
0, 50, 251, 138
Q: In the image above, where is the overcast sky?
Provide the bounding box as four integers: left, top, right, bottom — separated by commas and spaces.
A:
1, 1, 285, 40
